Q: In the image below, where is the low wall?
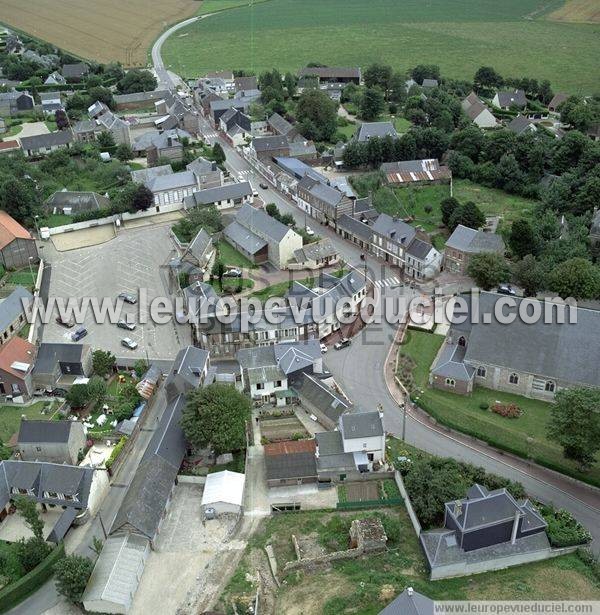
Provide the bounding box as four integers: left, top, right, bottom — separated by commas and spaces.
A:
394, 471, 421, 536
429, 545, 579, 580
28, 259, 45, 346
283, 545, 364, 573
177, 475, 206, 485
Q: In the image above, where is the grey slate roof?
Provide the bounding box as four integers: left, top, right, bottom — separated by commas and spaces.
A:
273, 339, 321, 375
187, 228, 212, 262
406, 237, 434, 260
354, 122, 398, 142
20, 130, 73, 151
378, 588, 436, 615
164, 346, 210, 402
145, 170, 196, 192
247, 364, 285, 385
372, 213, 416, 245
252, 135, 289, 152
46, 190, 109, 213
422, 79, 439, 88
495, 89, 527, 108
294, 373, 352, 424
236, 346, 277, 370
298, 66, 360, 80
507, 115, 535, 135
265, 449, 317, 481
268, 112, 296, 136
445, 225, 505, 254
18, 419, 75, 444
61, 63, 88, 79
235, 202, 291, 242
113, 89, 171, 105
0, 286, 31, 333
430, 342, 474, 381
306, 180, 346, 207
337, 214, 372, 241
223, 221, 267, 255
340, 410, 384, 439
130, 164, 173, 184
186, 156, 217, 176
32, 343, 86, 375
457, 292, 600, 388
294, 238, 338, 263
184, 181, 252, 207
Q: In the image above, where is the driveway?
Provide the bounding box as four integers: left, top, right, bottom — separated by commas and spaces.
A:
40, 223, 189, 361
51, 226, 116, 251
16, 121, 49, 144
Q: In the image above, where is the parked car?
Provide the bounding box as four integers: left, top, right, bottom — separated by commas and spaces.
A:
71, 326, 87, 342
334, 338, 351, 350
117, 320, 136, 331
259, 182, 268, 190
320, 343, 328, 353
497, 284, 517, 296
305, 226, 315, 236
223, 268, 242, 278
56, 315, 75, 328
121, 337, 138, 350
252, 190, 259, 198
118, 292, 137, 304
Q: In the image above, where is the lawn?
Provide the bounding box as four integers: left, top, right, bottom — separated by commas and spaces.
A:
0, 401, 57, 443
219, 506, 600, 614
38, 213, 74, 229
363, 179, 538, 233
162, 0, 599, 94
216, 240, 256, 269
399, 330, 600, 488
6, 269, 37, 288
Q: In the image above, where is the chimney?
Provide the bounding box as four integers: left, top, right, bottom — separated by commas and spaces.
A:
454, 500, 462, 517
511, 509, 521, 544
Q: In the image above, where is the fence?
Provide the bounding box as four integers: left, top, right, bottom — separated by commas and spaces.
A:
394, 470, 421, 536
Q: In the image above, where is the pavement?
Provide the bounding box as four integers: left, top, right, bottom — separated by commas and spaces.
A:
15, 121, 49, 144
39, 222, 190, 362
50, 225, 116, 251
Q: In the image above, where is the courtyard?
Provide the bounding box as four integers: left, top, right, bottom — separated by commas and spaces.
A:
39, 223, 190, 361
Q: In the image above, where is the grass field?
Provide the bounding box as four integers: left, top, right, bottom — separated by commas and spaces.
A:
0, 0, 199, 66
162, 0, 599, 93
0, 401, 57, 443
399, 330, 600, 488
216, 240, 256, 268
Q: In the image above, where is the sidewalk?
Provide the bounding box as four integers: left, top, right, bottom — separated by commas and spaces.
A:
383, 329, 600, 511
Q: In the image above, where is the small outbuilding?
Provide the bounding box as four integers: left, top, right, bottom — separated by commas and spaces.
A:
201, 470, 245, 516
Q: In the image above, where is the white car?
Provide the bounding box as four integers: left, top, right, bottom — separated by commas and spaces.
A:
121, 337, 138, 350
320, 343, 328, 353
305, 226, 315, 236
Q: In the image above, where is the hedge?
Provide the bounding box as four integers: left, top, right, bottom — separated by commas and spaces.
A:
336, 498, 403, 510
0, 542, 65, 613
105, 436, 128, 470
540, 505, 592, 548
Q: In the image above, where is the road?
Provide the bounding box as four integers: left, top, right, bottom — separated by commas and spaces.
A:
10, 388, 170, 614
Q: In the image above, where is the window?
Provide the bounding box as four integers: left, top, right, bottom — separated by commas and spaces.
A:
275, 380, 282, 387
36, 447, 42, 452
367, 453, 374, 462
445, 378, 455, 387
509, 373, 519, 385
477, 366, 487, 378
545, 381, 555, 393
256, 383, 264, 390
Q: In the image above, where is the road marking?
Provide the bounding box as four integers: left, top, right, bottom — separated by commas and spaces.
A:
374, 276, 400, 288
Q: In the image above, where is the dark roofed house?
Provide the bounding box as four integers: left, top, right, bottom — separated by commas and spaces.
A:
420, 482, 548, 579
17, 419, 86, 464
267, 112, 298, 139
250, 135, 290, 162
293, 238, 339, 269
379, 587, 437, 615
46, 190, 110, 215
183, 181, 252, 211
492, 89, 527, 110
264, 439, 317, 487
354, 121, 398, 143
20, 130, 73, 157
61, 62, 88, 82
0, 284, 33, 341
548, 93, 568, 113
296, 176, 354, 227
186, 156, 223, 189
507, 115, 537, 135
381, 159, 451, 186
234, 75, 258, 92
32, 342, 92, 390
443, 224, 505, 275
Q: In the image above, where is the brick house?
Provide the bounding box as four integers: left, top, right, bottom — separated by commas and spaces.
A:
443, 225, 505, 275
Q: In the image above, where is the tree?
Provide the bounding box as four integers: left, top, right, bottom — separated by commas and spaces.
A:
0, 178, 40, 223
508, 218, 537, 259
15, 537, 51, 573
130, 184, 153, 212
363, 63, 393, 91
54, 555, 94, 603
547, 388, 600, 469
547, 258, 600, 300
448, 201, 486, 232
265, 203, 280, 220
14, 496, 44, 540
133, 359, 149, 379
296, 89, 337, 142
467, 253, 510, 290
87, 86, 114, 108
212, 143, 226, 165
440, 197, 459, 227
283, 72, 297, 98
66, 384, 90, 410
411, 64, 440, 85
511, 255, 546, 297
117, 69, 157, 94
181, 383, 251, 454
211, 259, 226, 288
54, 109, 70, 131
87, 376, 107, 405
474, 66, 503, 91
97, 131, 115, 149
92, 349, 116, 378
359, 87, 385, 121
172, 205, 223, 242
115, 143, 133, 162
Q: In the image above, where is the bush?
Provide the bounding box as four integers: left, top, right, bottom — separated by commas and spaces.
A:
15, 538, 52, 573
479, 402, 489, 410
105, 436, 128, 470
577, 548, 600, 582
540, 505, 592, 547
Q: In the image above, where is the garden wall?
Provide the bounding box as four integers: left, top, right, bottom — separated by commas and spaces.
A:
394, 470, 421, 536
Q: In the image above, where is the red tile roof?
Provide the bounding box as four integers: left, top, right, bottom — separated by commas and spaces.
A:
0, 140, 19, 151
264, 439, 316, 456
0, 211, 32, 250
0, 336, 35, 380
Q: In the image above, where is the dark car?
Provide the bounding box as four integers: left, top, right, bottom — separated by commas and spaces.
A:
334, 338, 351, 350
259, 182, 269, 190
51, 388, 68, 397
497, 284, 517, 296
71, 326, 88, 342
118, 292, 137, 304
56, 315, 75, 328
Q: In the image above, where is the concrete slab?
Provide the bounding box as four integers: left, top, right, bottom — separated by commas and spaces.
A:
51, 225, 116, 251
123, 211, 182, 229
0, 508, 63, 542
268, 483, 338, 510
16, 121, 50, 143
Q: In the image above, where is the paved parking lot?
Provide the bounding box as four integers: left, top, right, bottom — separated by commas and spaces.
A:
40, 223, 190, 361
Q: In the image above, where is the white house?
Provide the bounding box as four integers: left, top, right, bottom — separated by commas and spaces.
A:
183, 181, 253, 211
461, 92, 498, 129
145, 170, 198, 207
338, 410, 386, 469
201, 470, 245, 516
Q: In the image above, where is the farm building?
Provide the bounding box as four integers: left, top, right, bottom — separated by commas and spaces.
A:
0, 211, 38, 269
201, 470, 245, 516
381, 159, 451, 186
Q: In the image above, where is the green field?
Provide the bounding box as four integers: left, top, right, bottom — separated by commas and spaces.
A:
0, 402, 57, 443
399, 330, 600, 488
162, 0, 599, 94
216, 239, 257, 268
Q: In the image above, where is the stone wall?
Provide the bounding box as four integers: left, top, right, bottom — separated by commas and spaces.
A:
394, 471, 421, 536
283, 545, 365, 574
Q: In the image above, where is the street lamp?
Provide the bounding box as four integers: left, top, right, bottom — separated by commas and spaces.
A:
27, 256, 34, 284
400, 402, 407, 441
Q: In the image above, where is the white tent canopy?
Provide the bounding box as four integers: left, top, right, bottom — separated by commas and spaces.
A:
201, 470, 245, 512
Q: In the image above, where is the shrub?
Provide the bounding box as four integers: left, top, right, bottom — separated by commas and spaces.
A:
479, 402, 489, 410
577, 548, 600, 582
540, 505, 592, 547
105, 436, 127, 470
491, 401, 521, 418
15, 538, 52, 573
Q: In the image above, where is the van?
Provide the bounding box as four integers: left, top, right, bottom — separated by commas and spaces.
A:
71, 326, 88, 342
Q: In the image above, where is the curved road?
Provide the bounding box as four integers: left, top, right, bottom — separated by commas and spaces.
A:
151, 7, 600, 548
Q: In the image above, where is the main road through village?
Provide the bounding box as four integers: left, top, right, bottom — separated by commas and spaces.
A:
151, 13, 600, 551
